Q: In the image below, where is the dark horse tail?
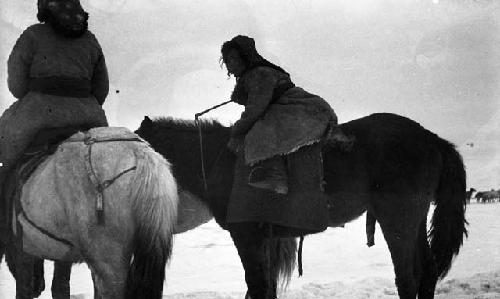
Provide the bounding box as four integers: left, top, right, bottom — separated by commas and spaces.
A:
126, 146, 178, 299
268, 237, 297, 290
429, 138, 468, 280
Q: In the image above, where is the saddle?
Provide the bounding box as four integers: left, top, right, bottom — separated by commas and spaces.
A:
227, 142, 330, 237
226, 123, 356, 238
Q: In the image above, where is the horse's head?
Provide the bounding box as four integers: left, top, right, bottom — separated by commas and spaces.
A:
134, 115, 230, 169
134, 115, 232, 200
134, 116, 182, 163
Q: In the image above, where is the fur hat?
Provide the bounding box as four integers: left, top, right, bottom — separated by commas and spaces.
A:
221, 35, 289, 76
221, 35, 262, 67
37, 0, 89, 38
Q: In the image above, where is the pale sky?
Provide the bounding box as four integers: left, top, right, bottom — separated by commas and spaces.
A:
1, 0, 499, 190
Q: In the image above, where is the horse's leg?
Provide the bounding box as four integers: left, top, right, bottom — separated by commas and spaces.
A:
366, 212, 376, 247
229, 222, 274, 299
5, 234, 42, 299
15, 249, 37, 299
4, 241, 45, 298
91, 263, 128, 299
32, 258, 45, 297
87, 245, 130, 299
381, 225, 419, 299
51, 261, 72, 299
416, 221, 438, 299
90, 265, 128, 299
375, 196, 421, 299
90, 271, 101, 299
9, 247, 45, 298
5, 242, 17, 279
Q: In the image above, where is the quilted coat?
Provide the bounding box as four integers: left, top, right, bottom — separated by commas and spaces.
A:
0, 23, 108, 168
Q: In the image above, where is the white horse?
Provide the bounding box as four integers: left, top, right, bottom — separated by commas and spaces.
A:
3, 127, 179, 299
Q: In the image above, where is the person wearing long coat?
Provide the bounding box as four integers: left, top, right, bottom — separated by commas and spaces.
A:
221, 35, 342, 195
0, 0, 109, 235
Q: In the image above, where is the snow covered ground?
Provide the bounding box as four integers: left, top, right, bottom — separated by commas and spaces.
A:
0, 203, 499, 299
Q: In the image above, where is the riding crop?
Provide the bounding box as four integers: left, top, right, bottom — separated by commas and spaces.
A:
194, 99, 233, 190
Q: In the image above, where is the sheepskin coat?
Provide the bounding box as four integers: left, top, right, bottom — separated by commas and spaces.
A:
231, 66, 337, 165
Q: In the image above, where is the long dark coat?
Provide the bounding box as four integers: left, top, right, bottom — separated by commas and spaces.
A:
0, 23, 108, 167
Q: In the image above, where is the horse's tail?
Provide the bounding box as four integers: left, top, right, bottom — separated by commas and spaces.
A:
268, 237, 297, 291
125, 145, 178, 299
429, 138, 468, 280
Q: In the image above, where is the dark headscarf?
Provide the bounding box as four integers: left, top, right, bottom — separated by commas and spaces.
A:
37, 0, 89, 38
221, 35, 289, 77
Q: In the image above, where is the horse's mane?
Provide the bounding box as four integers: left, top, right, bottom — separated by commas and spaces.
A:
140, 116, 230, 199
152, 117, 226, 132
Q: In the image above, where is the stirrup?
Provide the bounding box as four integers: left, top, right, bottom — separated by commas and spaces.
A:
248, 167, 288, 195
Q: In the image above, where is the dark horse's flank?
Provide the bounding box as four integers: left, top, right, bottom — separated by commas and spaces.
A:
135, 113, 468, 299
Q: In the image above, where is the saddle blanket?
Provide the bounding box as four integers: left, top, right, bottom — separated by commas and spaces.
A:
65, 127, 140, 143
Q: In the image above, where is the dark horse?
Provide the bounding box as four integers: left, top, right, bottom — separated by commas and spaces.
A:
465, 188, 476, 204
135, 113, 468, 299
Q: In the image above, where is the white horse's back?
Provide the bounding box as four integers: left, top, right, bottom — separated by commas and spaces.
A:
16, 127, 178, 298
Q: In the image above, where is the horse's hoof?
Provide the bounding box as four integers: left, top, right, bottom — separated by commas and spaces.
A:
33, 281, 45, 298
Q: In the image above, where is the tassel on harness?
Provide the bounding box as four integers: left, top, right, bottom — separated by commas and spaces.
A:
82, 133, 139, 225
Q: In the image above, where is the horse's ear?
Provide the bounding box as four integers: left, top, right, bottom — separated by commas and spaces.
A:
141, 116, 153, 127
138, 116, 153, 132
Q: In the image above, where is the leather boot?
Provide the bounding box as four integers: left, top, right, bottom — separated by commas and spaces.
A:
248, 156, 288, 195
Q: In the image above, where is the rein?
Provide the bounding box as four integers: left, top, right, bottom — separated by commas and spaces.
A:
194, 99, 233, 191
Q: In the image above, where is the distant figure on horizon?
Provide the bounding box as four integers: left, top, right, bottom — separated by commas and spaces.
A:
474, 189, 500, 203
0, 0, 109, 236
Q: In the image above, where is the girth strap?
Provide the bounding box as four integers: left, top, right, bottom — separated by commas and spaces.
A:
82, 131, 140, 225
298, 236, 304, 276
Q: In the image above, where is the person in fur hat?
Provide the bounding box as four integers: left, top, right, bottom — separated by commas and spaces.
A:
0, 0, 109, 234
221, 35, 346, 195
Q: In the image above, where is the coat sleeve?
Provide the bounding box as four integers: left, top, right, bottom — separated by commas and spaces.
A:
7, 29, 35, 99
91, 47, 109, 105
231, 67, 278, 137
